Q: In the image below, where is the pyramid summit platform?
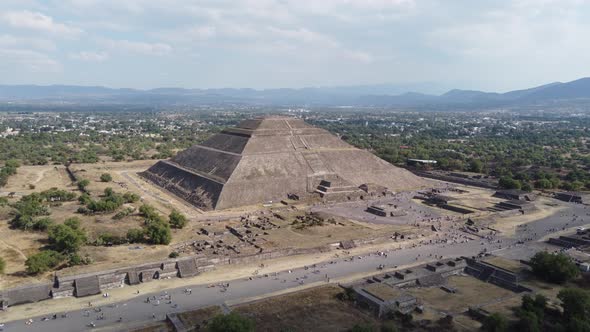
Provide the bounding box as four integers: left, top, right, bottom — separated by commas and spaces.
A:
140, 116, 426, 210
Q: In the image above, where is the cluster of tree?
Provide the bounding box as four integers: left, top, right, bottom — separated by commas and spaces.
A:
113, 207, 136, 220
125, 205, 186, 245
10, 192, 51, 231
0, 112, 223, 165
482, 288, 590, 332
77, 188, 139, 214
40, 188, 77, 202
25, 217, 89, 274
529, 251, 580, 284
0, 159, 19, 187
315, 115, 590, 192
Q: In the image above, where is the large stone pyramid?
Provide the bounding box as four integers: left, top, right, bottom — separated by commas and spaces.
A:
140, 116, 426, 210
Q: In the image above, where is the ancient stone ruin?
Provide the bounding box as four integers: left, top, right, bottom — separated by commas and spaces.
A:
140, 116, 426, 210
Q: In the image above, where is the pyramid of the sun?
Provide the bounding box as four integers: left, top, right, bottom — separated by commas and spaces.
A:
140, 116, 426, 210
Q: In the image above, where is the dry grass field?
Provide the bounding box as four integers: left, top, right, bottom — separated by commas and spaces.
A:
0, 162, 426, 289
177, 305, 223, 329
232, 285, 380, 332
406, 275, 517, 314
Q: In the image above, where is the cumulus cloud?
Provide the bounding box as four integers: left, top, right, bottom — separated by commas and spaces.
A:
0, 10, 82, 37
68, 51, 109, 62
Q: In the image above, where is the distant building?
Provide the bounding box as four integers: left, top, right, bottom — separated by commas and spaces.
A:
493, 189, 536, 202
555, 192, 587, 204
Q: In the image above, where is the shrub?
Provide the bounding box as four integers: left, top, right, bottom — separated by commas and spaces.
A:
113, 207, 135, 220
33, 217, 54, 231
77, 179, 90, 191
0, 257, 5, 274
122, 192, 140, 203
68, 252, 92, 266
139, 204, 159, 220
25, 250, 64, 274
95, 233, 127, 246
126, 228, 145, 243
169, 210, 187, 229
100, 173, 112, 182
169, 252, 179, 258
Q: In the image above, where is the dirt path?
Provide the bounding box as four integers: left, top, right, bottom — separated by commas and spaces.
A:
0, 238, 27, 261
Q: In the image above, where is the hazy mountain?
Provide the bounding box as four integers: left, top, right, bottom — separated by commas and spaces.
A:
0, 78, 589, 108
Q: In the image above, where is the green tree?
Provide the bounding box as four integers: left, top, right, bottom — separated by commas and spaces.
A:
146, 220, 171, 245
48, 219, 87, 253
139, 203, 161, 220
208, 313, 255, 332
169, 210, 187, 229
25, 250, 64, 274
521, 182, 533, 192
499, 176, 522, 190
104, 187, 114, 196
557, 288, 590, 321
126, 228, 145, 243
77, 179, 90, 191
529, 251, 579, 284
0, 256, 5, 274
100, 173, 112, 182
469, 159, 484, 173
515, 310, 540, 332
481, 313, 508, 332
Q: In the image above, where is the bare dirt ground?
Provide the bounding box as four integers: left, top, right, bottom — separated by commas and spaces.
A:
232, 285, 380, 332
488, 197, 565, 236
441, 186, 505, 211
1, 165, 71, 196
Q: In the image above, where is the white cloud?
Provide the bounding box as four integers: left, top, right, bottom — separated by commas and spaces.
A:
0, 49, 62, 72
102, 39, 172, 56
267, 26, 338, 46
0, 34, 56, 51
68, 51, 109, 62
0, 10, 82, 37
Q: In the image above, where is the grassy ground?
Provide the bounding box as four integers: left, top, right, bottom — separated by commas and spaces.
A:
406, 275, 516, 315
177, 305, 222, 330
232, 285, 380, 332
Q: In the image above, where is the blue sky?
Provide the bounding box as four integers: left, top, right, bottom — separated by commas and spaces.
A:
1, 0, 589, 92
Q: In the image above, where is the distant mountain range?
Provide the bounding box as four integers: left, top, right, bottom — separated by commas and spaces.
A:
1, 77, 589, 109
